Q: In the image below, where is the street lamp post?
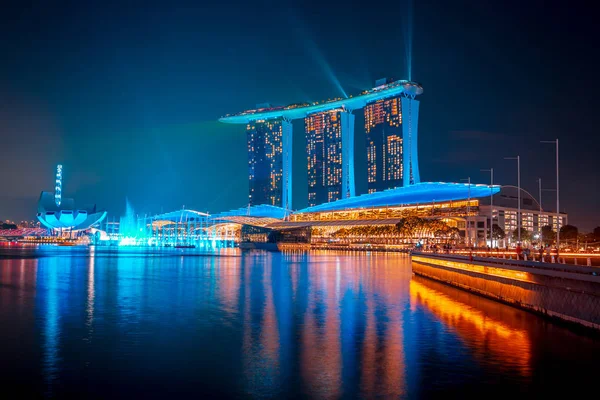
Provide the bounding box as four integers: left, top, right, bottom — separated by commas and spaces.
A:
541, 139, 560, 251
481, 168, 494, 247
504, 156, 521, 243
538, 178, 542, 244
461, 177, 471, 247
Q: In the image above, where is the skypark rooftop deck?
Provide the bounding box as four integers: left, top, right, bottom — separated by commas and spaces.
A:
219, 80, 423, 124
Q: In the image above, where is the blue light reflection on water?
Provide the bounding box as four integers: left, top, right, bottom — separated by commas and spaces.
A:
1, 248, 600, 398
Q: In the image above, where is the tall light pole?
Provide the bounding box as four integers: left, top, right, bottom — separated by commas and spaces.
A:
481, 168, 494, 247
540, 179, 557, 247
538, 178, 543, 244
541, 139, 560, 250
504, 156, 521, 243
460, 177, 471, 247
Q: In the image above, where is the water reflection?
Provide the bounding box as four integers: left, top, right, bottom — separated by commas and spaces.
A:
242, 254, 281, 396
86, 249, 95, 331
360, 255, 407, 398
0, 258, 37, 316
38, 257, 63, 395
410, 275, 532, 377
217, 257, 240, 316
1, 249, 599, 398
235, 253, 413, 398
300, 256, 342, 399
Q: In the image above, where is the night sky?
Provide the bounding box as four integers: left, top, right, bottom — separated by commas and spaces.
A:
1, 0, 598, 229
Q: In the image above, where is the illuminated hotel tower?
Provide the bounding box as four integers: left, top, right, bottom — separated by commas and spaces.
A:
220, 79, 422, 209
247, 119, 284, 206
364, 78, 420, 192
365, 97, 403, 193
306, 108, 355, 207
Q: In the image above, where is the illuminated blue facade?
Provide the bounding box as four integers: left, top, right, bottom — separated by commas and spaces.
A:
219, 80, 423, 124
341, 110, 356, 199
401, 96, 420, 185
37, 165, 106, 231
296, 182, 500, 214
282, 119, 293, 210
37, 192, 107, 231
212, 204, 288, 219
54, 164, 62, 207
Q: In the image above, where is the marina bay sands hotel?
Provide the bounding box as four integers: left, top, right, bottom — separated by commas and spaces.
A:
219, 78, 423, 210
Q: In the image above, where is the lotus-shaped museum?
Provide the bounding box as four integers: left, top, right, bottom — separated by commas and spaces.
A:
36, 191, 107, 231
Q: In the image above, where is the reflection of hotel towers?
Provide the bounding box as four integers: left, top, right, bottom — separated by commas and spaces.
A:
358, 255, 407, 397
220, 254, 411, 396
240, 256, 282, 396
297, 256, 409, 397
306, 108, 355, 206
300, 258, 342, 398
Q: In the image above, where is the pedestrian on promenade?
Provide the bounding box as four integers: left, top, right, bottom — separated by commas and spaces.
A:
516, 243, 523, 260
538, 246, 545, 262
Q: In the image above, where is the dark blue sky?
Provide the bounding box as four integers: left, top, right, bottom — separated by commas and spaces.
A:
1, 0, 598, 229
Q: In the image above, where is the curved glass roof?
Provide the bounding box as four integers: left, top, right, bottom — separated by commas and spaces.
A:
212, 216, 283, 227
211, 204, 289, 219
219, 80, 423, 124
150, 209, 210, 222
295, 182, 500, 214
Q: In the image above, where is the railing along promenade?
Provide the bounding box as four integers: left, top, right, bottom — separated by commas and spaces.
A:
415, 247, 600, 266
411, 251, 600, 330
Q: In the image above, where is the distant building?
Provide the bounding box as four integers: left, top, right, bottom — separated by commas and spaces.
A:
36, 192, 107, 232
247, 119, 283, 207
36, 165, 107, 232
479, 186, 567, 246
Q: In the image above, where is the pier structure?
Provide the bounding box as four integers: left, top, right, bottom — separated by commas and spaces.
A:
412, 252, 600, 330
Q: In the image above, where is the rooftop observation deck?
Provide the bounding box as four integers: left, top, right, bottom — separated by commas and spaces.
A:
219, 80, 423, 124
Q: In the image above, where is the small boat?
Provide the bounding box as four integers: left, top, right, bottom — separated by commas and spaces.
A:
57, 242, 77, 247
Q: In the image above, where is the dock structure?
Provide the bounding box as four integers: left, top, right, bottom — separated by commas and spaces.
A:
411, 252, 600, 330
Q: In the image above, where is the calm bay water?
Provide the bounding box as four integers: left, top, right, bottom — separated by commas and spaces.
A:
1, 247, 599, 399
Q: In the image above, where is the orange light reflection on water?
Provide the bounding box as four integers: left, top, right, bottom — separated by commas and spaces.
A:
359, 255, 407, 398
300, 259, 342, 399
410, 277, 532, 376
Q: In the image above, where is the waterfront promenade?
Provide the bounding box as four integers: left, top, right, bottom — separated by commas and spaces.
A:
412, 252, 600, 330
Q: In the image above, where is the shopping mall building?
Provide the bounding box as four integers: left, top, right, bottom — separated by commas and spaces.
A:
217, 182, 567, 248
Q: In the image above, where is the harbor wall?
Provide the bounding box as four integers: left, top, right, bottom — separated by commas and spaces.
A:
411, 252, 600, 330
